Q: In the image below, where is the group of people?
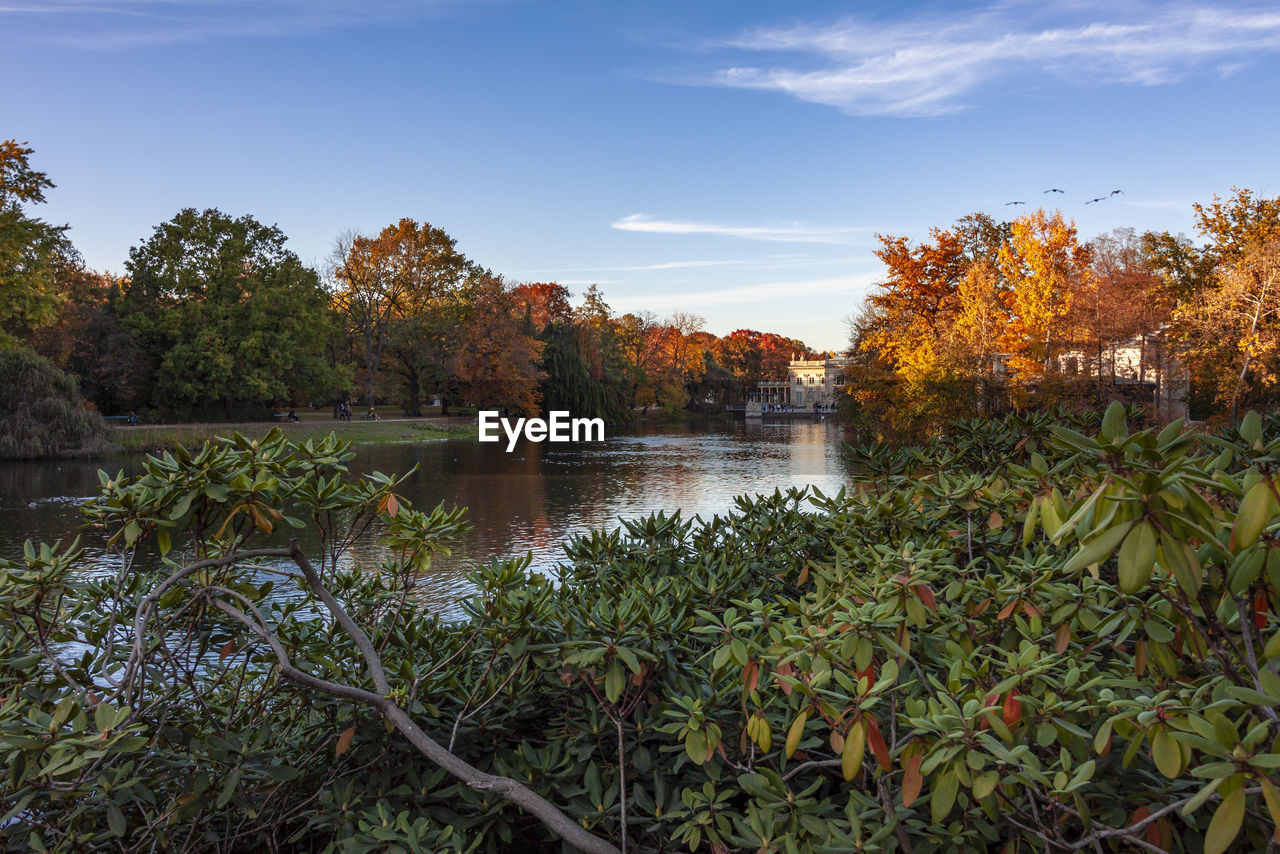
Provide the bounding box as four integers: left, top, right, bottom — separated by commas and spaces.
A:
335, 402, 379, 421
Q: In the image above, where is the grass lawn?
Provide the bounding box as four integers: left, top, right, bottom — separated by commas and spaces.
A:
112, 413, 473, 454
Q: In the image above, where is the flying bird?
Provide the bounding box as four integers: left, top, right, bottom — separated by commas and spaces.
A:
1085, 197, 1107, 204
1005, 201, 1026, 206
1043, 189, 1065, 194
1109, 189, 1124, 196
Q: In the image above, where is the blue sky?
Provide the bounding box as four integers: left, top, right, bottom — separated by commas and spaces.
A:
5, 0, 1280, 349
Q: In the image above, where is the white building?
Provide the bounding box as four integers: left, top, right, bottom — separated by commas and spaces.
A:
752, 355, 852, 410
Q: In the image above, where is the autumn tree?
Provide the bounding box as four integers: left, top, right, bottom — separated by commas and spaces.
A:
449, 274, 545, 416
0, 140, 74, 345
1074, 228, 1168, 382
616, 311, 667, 411
997, 209, 1091, 379
510, 282, 572, 332
120, 209, 343, 419
1152, 188, 1280, 421
330, 219, 472, 413
24, 264, 145, 414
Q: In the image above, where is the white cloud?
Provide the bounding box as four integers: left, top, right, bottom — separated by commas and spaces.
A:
612, 213, 862, 244
688, 3, 1280, 117
1, 0, 469, 49
509, 255, 867, 276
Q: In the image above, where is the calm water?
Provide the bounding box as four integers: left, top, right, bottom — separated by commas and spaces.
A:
0, 419, 856, 619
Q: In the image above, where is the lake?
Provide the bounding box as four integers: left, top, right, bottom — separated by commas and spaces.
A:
0, 418, 857, 619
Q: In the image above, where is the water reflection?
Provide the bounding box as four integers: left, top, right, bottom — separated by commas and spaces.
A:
0, 420, 857, 620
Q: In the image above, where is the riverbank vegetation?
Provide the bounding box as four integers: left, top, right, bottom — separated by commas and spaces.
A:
2, 140, 816, 442
0, 348, 115, 459
844, 190, 1280, 436
110, 416, 466, 454
7, 406, 1280, 850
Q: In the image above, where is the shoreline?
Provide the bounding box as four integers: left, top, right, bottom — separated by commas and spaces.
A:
110, 416, 473, 455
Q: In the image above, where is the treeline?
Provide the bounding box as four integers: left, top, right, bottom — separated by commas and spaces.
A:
2, 141, 815, 425
844, 189, 1280, 435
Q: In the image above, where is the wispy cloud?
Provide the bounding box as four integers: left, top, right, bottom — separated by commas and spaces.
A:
2, 0, 469, 49
612, 213, 862, 244
683, 3, 1280, 117
611, 275, 874, 312
510, 255, 867, 276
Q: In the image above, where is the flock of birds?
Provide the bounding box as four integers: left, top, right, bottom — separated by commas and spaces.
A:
1004, 189, 1124, 206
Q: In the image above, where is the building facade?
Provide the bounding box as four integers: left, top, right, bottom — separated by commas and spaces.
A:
752, 355, 852, 410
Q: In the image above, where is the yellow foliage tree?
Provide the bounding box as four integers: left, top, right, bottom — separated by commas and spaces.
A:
997, 209, 1091, 380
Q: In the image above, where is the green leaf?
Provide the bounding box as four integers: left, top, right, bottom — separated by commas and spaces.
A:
931, 769, 958, 823
604, 659, 625, 705
1204, 786, 1246, 854
1117, 521, 1157, 594
107, 803, 126, 838
1101, 401, 1128, 441
1151, 728, 1181, 778
216, 768, 241, 809
1065, 522, 1133, 574
1233, 480, 1275, 550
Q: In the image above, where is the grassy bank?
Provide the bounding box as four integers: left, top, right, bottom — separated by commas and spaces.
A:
113, 416, 472, 454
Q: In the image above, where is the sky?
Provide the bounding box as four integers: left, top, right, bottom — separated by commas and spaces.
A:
4, 0, 1280, 350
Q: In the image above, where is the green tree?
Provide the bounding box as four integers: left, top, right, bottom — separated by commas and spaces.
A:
120, 208, 343, 418
0, 140, 74, 346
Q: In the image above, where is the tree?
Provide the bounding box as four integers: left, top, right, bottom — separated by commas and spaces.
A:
25, 265, 146, 414
511, 282, 572, 332
538, 286, 633, 424
0, 140, 74, 346
616, 311, 667, 411
330, 219, 472, 413
1156, 189, 1280, 421
120, 209, 343, 418
449, 274, 545, 416
0, 347, 113, 458
997, 209, 1091, 379
1178, 240, 1280, 420
1074, 228, 1168, 384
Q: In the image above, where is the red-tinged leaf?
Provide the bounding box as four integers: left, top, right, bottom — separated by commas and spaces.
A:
866, 717, 891, 772
988, 510, 1004, 530
902, 753, 923, 807
797, 564, 809, 586
1128, 807, 1159, 845
857, 664, 876, 685
972, 598, 992, 616
776, 661, 794, 696
1255, 591, 1268, 631
1021, 602, 1041, 618
1055, 623, 1071, 654
385, 493, 399, 517
744, 660, 760, 694
997, 600, 1017, 620
914, 584, 937, 612
1002, 693, 1022, 727
336, 725, 355, 756
219, 640, 235, 662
